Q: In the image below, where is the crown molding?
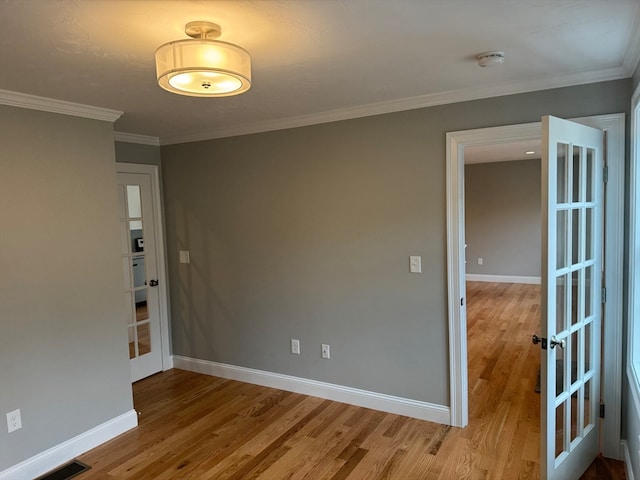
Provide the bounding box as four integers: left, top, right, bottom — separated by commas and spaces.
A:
160, 65, 630, 145
623, 5, 640, 75
113, 131, 160, 146
0, 89, 122, 122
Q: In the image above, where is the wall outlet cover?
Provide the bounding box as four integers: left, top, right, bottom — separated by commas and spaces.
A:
6, 409, 21, 433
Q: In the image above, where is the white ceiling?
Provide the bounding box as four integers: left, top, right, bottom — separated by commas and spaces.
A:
465, 139, 541, 164
1, 0, 639, 145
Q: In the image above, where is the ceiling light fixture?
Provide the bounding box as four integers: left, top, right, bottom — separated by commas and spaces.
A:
477, 51, 505, 67
155, 21, 251, 97
525, 150, 536, 155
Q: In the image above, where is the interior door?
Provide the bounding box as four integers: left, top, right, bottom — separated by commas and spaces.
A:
117, 172, 163, 382
541, 115, 603, 479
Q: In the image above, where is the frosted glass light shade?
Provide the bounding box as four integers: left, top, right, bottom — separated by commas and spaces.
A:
155, 39, 251, 97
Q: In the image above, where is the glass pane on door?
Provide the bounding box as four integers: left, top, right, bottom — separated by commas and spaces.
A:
138, 323, 151, 356
572, 145, 582, 203
585, 149, 595, 202
555, 401, 566, 458
557, 210, 569, 269
557, 143, 569, 204
556, 273, 568, 333
583, 379, 592, 429
126, 185, 142, 218
571, 391, 580, 443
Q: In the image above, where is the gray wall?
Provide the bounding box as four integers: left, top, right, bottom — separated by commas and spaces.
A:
0, 106, 133, 469
633, 60, 640, 90
161, 79, 631, 407
465, 159, 541, 277
115, 141, 161, 166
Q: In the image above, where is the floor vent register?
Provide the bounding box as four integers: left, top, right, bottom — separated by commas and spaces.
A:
35, 460, 91, 480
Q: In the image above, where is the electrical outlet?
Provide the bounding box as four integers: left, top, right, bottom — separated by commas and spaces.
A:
6, 409, 21, 433
291, 338, 300, 355
321, 344, 330, 359
477, 257, 483, 265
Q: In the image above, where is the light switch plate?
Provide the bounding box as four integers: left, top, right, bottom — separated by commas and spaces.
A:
409, 255, 422, 273
179, 251, 190, 264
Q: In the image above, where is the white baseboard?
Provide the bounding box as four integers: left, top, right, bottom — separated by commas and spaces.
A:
163, 354, 174, 371
465, 274, 541, 284
622, 440, 636, 480
0, 409, 137, 480
172, 355, 451, 425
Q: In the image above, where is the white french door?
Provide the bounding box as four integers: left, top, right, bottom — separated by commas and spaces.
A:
541, 115, 603, 479
117, 171, 164, 382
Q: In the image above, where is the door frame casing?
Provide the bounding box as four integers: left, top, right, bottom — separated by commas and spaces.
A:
445, 113, 625, 459
116, 162, 173, 374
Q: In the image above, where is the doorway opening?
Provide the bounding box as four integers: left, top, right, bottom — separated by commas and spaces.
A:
445, 115, 625, 463
463, 143, 544, 469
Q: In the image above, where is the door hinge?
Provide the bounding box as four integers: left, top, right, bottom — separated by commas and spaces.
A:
602, 286, 606, 304
461, 297, 464, 307
599, 403, 605, 419
603, 165, 608, 183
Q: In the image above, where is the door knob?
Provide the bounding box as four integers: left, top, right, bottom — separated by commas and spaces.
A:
550, 336, 565, 349
149, 279, 159, 287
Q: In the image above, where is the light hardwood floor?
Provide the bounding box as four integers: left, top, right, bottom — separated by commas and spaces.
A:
73, 282, 624, 479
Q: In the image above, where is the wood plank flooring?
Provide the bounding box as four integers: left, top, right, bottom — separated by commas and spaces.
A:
464, 282, 542, 479
73, 282, 625, 479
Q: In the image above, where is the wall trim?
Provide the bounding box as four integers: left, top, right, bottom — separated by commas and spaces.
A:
172, 356, 451, 425
159, 66, 629, 145
0, 410, 137, 480
0, 89, 122, 122
114, 131, 160, 146
465, 274, 541, 284
622, 440, 636, 480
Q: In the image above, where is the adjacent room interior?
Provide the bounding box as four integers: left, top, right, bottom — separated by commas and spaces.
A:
463, 143, 544, 470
